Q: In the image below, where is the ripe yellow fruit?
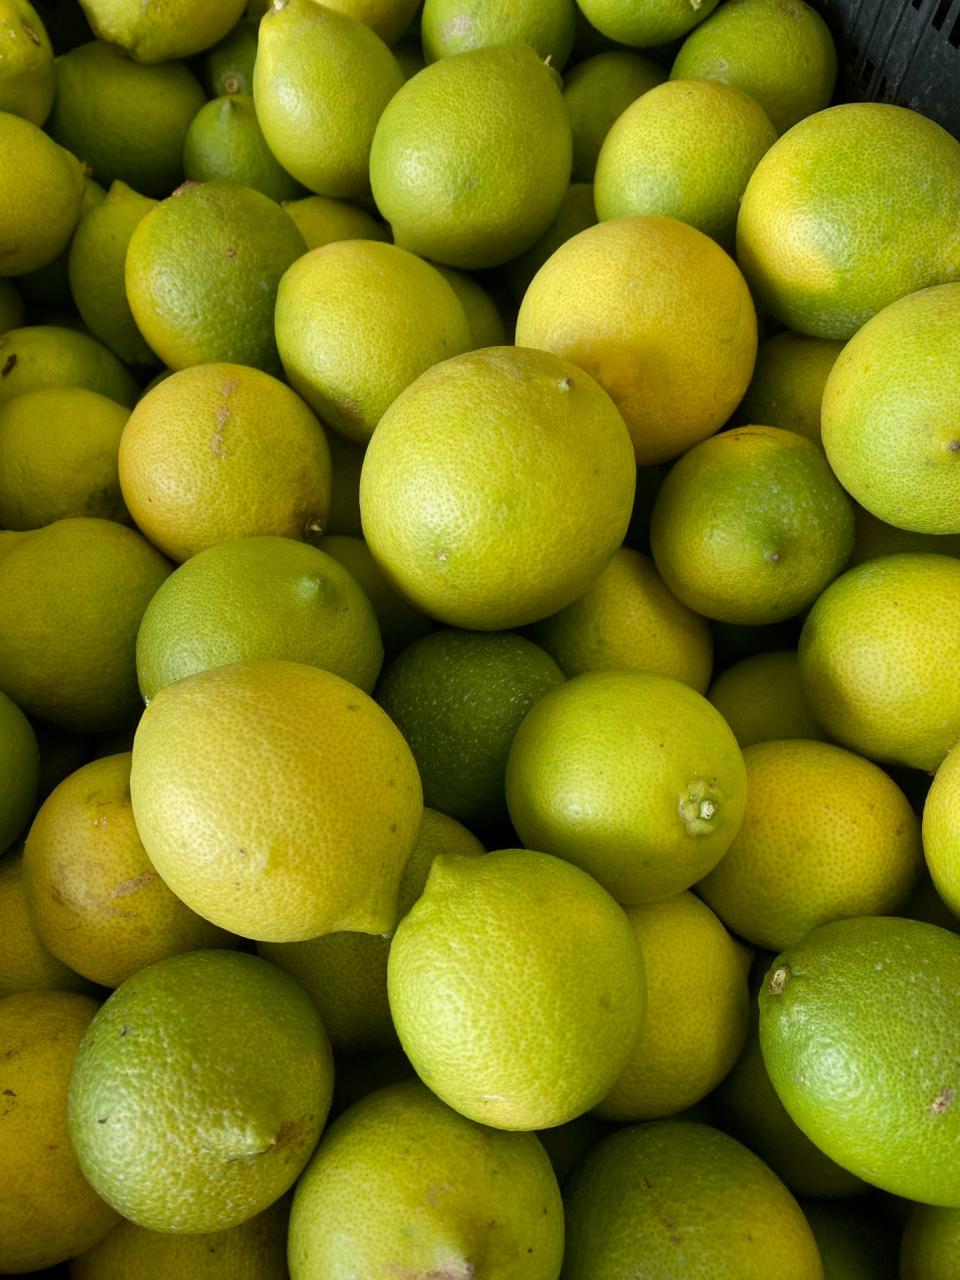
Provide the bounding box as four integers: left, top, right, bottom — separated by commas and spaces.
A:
503, 181, 597, 303
901, 1203, 960, 1280
130, 658, 423, 941
649, 425, 854, 625
0, 325, 139, 407
595, 892, 750, 1121
118, 363, 332, 563
78, 0, 245, 62
923, 746, 960, 922
421, 0, 576, 67
0, 990, 119, 1272
275, 240, 471, 443
670, 0, 837, 135
388, 849, 646, 1130
0, 111, 84, 275
737, 103, 960, 339
314, 0, 420, 44
707, 650, 826, 747
847, 503, 960, 567
23, 753, 237, 989
822, 283, 960, 535
577, 0, 720, 46
699, 739, 922, 949
595, 78, 776, 250
370, 43, 572, 269
183, 94, 302, 204
0, 851, 91, 997
431, 264, 506, 348
734, 330, 844, 444
282, 194, 389, 249
68, 950, 333, 1232
515, 215, 757, 465
254, 0, 403, 198
529, 547, 713, 692
798, 553, 960, 771
0, 0, 55, 125
360, 345, 635, 629
563, 51, 665, 182
505, 670, 747, 904
320, 533, 433, 655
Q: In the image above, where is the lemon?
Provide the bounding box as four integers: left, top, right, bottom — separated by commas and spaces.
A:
282, 193, 389, 249
759, 917, 960, 1205
70, 1199, 290, 1280
254, 0, 403, 198
901, 1203, 960, 1280
595, 892, 750, 1121
315, 0, 420, 44
319, 533, 433, 655
671, 0, 837, 134
576, 0, 720, 45
125, 182, 306, 373
259, 808, 484, 1053
734, 330, 844, 444
529, 547, 713, 692
289, 1080, 564, 1278
707, 650, 826, 747
822, 283, 960, 535
0, 110, 84, 275
649, 425, 854, 625
0, 279, 22, 333
78, 0, 245, 61
68, 950, 333, 1232
130, 658, 423, 941
323, 432, 364, 536
22, 753, 237, 989
515, 214, 757, 465
563, 51, 666, 182
0, 325, 139, 407
737, 103, 960, 340
13, 173, 104, 313
375, 628, 563, 830
804, 1201, 899, 1280
798, 553, 960, 771
369, 43, 572, 269
848, 503, 960, 567
136, 535, 383, 699
506, 670, 747, 904
275, 240, 471, 443
389, 848, 645, 1130
562, 1121, 824, 1279
431, 264, 506, 348
596, 78, 775, 250
118, 363, 331, 563
503, 181, 597, 303
0, 850, 92, 996
0, 687, 37, 851
0, 0, 54, 125
0, 387, 129, 530
698, 740, 922, 950
204, 16, 257, 95
183, 94, 303, 203
68, 181, 158, 366
0, 990, 118, 1273
359, 345, 635, 630
421, 0, 576, 67
0, 518, 171, 732
923, 745, 960, 922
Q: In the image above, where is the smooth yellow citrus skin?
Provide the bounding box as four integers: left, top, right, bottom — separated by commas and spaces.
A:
0, 991, 119, 1273
698, 739, 922, 950
68, 950, 333, 1232
822, 283, 960, 535
0, 0, 55, 125
923, 746, 960, 922
360, 345, 635, 630
670, 0, 837, 134
0, 851, 92, 997
734, 330, 844, 443
515, 215, 758, 465
562, 1122, 824, 1279
130, 658, 423, 941
563, 51, 666, 182
650, 425, 854, 625
118, 363, 332, 563
798, 553, 960, 771
389, 849, 646, 1130
595, 893, 750, 1121
707, 650, 826, 747
595, 78, 776, 251
0, 517, 171, 732
759, 917, 960, 1207
69, 1199, 290, 1280
288, 1080, 564, 1279
737, 103, 960, 340
369, 43, 572, 269
0, 111, 84, 275
78, 0, 245, 62
275, 240, 471, 443
529, 547, 713, 692
506, 671, 747, 904
22, 753, 237, 989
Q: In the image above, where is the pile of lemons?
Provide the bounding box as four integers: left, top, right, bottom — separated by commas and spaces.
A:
2, 0, 960, 1275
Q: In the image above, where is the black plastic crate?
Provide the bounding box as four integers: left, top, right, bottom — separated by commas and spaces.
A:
816, 0, 960, 134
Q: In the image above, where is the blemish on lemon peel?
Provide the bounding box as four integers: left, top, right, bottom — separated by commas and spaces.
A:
768, 964, 790, 996
930, 1087, 956, 1116
558, 375, 574, 391
678, 780, 720, 835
